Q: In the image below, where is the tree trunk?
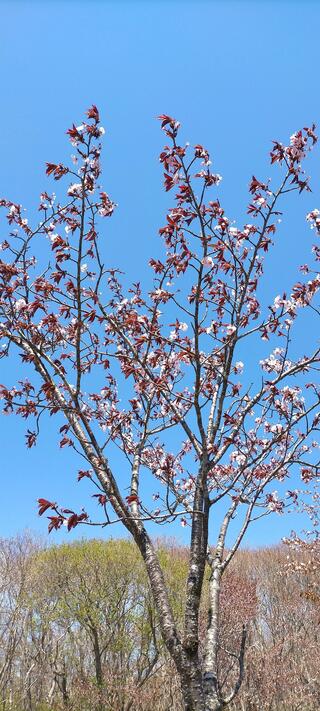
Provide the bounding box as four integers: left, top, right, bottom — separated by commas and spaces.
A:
60, 670, 69, 708
92, 629, 103, 688
132, 528, 226, 711
177, 562, 227, 711
178, 658, 223, 711
179, 659, 205, 711
91, 628, 104, 711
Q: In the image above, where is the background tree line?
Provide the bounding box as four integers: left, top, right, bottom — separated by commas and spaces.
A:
0, 534, 317, 711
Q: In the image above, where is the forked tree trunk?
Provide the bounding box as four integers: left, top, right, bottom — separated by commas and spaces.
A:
132, 528, 230, 711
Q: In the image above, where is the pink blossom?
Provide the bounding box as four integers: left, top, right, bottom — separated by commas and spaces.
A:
225, 324, 237, 337
67, 183, 83, 197
14, 298, 27, 312
202, 256, 214, 267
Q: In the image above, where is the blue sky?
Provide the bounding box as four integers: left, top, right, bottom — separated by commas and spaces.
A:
0, 0, 319, 546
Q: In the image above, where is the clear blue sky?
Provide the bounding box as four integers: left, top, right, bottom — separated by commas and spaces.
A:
0, 0, 319, 546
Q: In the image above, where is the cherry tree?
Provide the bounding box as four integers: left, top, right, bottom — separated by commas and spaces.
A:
0, 106, 319, 711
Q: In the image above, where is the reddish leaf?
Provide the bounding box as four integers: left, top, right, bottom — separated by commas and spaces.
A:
67, 512, 88, 531
126, 494, 139, 506
48, 516, 64, 533
38, 498, 55, 516
86, 105, 100, 122
78, 470, 92, 481
25, 430, 37, 448
93, 493, 107, 505
59, 436, 74, 449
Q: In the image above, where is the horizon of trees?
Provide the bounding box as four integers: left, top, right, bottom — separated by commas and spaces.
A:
0, 533, 317, 711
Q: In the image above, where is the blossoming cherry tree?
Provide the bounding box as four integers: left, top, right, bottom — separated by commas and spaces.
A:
0, 107, 319, 710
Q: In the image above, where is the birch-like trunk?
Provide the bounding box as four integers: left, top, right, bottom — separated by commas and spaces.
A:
203, 564, 222, 710
176, 564, 224, 711
175, 561, 223, 711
